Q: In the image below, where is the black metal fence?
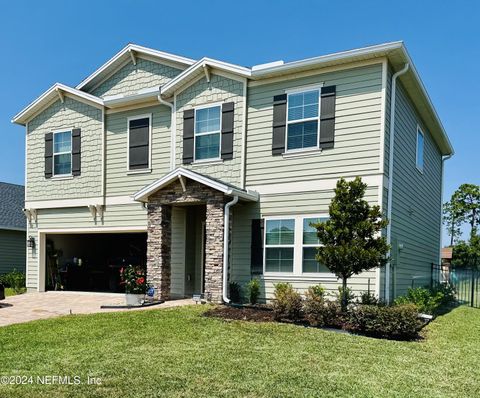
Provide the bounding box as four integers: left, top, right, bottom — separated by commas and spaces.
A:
432, 263, 480, 308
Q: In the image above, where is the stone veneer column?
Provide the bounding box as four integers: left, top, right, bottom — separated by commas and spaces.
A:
147, 202, 172, 301
203, 198, 225, 303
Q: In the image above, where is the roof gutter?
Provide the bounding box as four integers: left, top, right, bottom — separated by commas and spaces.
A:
385, 62, 410, 304
223, 195, 239, 303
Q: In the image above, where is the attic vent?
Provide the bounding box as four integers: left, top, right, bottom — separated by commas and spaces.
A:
251, 60, 284, 71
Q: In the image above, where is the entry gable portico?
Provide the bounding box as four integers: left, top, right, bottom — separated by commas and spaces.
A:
133, 168, 258, 302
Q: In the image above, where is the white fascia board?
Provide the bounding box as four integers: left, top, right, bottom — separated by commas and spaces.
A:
160, 58, 252, 97
12, 83, 104, 125
251, 41, 404, 78
133, 168, 258, 202
76, 44, 196, 91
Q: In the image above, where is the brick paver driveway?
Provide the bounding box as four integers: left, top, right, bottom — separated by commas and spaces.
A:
0, 292, 192, 327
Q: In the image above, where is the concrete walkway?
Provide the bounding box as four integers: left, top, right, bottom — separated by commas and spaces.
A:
0, 292, 193, 327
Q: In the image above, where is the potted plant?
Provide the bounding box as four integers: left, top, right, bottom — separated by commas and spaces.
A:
120, 265, 147, 306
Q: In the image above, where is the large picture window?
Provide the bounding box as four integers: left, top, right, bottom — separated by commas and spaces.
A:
286, 90, 320, 151
53, 131, 72, 176
195, 105, 221, 161
263, 214, 332, 275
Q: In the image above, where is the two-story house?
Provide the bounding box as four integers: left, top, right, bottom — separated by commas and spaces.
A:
13, 41, 453, 303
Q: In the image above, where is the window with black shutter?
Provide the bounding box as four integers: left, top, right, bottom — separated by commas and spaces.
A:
128, 116, 151, 170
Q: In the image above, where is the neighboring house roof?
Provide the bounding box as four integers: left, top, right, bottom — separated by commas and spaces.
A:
12, 41, 453, 156
0, 183, 26, 231
133, 168, 259, 202
442, 247, 453, 260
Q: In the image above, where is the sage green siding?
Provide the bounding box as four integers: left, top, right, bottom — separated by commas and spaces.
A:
26, 97, 103, 201
245, 63, 384, 186
0, 230, 26, 274
105, 104, 172, 196
92, 58, 183, 98
231, 185, 381, 301
175, 74, 245, 187
389, 81, 442, 298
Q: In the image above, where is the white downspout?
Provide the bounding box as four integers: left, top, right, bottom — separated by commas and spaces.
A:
223, 195, 239, 303
439, 154, 453, 263
157, 91, 176, 170
240, 78, 248, 189
385, 62, 409, 303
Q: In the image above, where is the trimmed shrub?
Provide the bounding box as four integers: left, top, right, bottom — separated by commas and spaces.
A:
229, 282, 242, 303
272, 283, 303, 321
358, 291, 380, 306
346, 304, 422, 340
246, 278, 261, 305
303, 285, 327, 326
431, 283, 456, 306
0, 270, 25, 294
394, 287, 444, 315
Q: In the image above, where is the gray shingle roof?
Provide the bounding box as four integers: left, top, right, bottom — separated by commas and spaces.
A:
0, 182, 26, 231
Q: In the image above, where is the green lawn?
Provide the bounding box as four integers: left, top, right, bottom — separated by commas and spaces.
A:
0, 305, 479, 398
4, 287, 26, 297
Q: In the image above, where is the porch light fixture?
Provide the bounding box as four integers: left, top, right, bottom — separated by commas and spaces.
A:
27, 236, 36, 249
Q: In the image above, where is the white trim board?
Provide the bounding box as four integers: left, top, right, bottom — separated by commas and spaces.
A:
25, 195, 142, 209
248, 174, 384, 195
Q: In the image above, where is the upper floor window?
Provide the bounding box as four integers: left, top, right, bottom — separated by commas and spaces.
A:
128, 115, 151, 171
53, 131, 72, 176
194, 105, 221, 161
416, 127, 424, 172
287, 90, 320, 151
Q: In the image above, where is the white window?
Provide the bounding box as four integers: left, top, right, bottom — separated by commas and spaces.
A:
194, 105, 221, 161
263, 214, 332, 275
416, 127, 424, 172
286, 90, 320, 151
53, 131, 72, 176
302, 217, 330, 273
264, 219, 295, 272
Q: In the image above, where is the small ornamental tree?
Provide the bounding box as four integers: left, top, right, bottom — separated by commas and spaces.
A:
314, 177, 390, 311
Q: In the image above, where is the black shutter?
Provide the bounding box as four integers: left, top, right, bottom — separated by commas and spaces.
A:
221, 102, 235, 160
319, 85, 336, 149
272, 94, 287, 155
183, 109, 194, 164
251, 218, 264, 275
129, 118, 150, 170
44, 132, 53, 179
72, 128, 81, 176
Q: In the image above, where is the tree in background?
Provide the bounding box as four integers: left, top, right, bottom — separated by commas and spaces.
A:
314, 177, 390, 311
443, 200, 463, 246
452, 235, 480, 269
450, 184, 480, 239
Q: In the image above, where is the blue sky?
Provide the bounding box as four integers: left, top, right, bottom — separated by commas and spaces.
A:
1, 0, 478, 243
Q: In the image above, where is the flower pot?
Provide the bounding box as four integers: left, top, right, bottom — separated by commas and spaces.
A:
125, 293, 144, 306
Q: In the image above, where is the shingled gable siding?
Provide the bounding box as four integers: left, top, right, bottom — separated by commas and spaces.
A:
26, 96, 102, 201
91, 58, 183, 98
105, 104, 171, 196
389, 81, 442, 297
175, 74, 245, 187
245, 63, 384, 185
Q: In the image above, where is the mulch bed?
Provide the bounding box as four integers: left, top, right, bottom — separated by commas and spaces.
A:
203, 305, 275, 322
